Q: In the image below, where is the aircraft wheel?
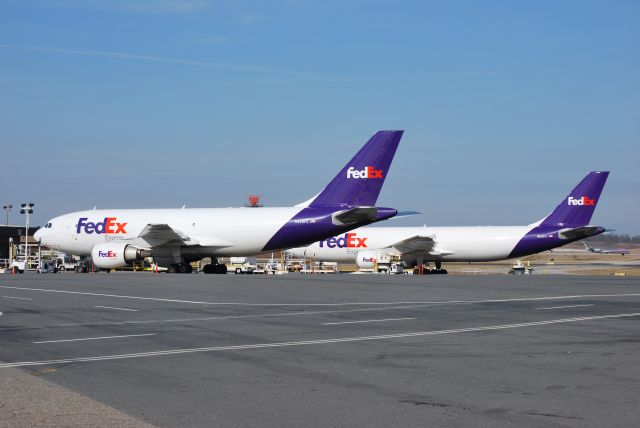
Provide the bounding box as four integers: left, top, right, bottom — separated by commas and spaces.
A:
202, 264, 215, 274
215, 264, 228, 274
440, 269, 448, 275
178, 264, 189, 274
167, 264, 178, 274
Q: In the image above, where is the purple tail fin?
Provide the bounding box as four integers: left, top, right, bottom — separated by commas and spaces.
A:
306, 130, 403, 207
540, 171, 609, 227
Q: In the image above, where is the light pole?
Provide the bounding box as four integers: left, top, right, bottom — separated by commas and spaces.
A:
2, 204, 12, 226
20, 203, 34, 270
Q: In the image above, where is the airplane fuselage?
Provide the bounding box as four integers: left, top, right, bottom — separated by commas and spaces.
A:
36, 206, 396, 259
288, 225, 604, 263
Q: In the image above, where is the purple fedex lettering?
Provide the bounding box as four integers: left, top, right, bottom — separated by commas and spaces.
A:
77, 217, 88, 234
98, 250, 117, 258
77, 217, 128, 235
320, 233, 368, 248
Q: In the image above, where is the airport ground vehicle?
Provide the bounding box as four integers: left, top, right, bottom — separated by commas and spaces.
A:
10, 259, 26, 273
75, 259, 110, 273
9, 258, 38, 273
509, 260, 534, 275
288, 172, 609, 274
354, 251, 404, 274
228, 257, 257, 274
37, 260, 58, 273
55, 253, 78, 271
35, 131, 403, 274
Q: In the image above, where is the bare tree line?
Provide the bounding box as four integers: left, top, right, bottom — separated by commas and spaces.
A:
586, 233, 640, 244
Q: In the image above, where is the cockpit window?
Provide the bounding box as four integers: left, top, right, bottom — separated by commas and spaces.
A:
45, 222, 53, 228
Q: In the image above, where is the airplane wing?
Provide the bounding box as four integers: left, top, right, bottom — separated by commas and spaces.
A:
390, 235, 455, 257
131, 224, 234, 248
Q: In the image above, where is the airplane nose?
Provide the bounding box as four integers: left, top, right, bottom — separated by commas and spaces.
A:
33, 228, 43, 242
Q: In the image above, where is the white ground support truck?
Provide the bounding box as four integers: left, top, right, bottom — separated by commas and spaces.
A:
55, 253, 79, 271
227, 257, 257, 274
10, 259, 27, 273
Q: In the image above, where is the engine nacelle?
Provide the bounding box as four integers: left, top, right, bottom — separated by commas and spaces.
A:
356, 250, 389, 269
91, 242, 149, 269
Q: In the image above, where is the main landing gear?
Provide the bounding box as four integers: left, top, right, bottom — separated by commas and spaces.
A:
202, 263, 227, 274
202, 260, 228, 274
165, 259, 227, 274
167, 263, 193, 274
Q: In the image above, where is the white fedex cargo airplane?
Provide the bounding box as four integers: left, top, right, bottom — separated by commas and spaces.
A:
287, 172, 609, 274
35, 131, 403, 273
583, 242, 628, 255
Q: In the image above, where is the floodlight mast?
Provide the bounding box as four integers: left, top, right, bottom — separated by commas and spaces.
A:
20, 203, 34, 270
2, 204, 12, 226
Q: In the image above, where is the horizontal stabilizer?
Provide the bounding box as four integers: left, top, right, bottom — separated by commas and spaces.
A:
558, 225, 605, 241
332, 207, 378, 226
393, 211, 422, 219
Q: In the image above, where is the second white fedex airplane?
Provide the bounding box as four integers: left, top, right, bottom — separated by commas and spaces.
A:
583, 242, 628, 255
35, 131, 403, 273
287, 172, 609, 274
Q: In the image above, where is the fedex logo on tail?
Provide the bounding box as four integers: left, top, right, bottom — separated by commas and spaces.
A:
77, 217, 128, 234
567, 196, 596, 206
346, 166, 383, 179
98, 250, 117, 258
320, 233, 368, 248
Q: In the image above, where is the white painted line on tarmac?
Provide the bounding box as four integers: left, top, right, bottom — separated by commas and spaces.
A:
1, 285, 640, 307
94, 306, 138, 312
2, 296, 32, 300
34, 334, 156, 344
2, 312, 638, 368
535, 304, 594, 310
323, 317, 416, 325
35, 304, 443, 329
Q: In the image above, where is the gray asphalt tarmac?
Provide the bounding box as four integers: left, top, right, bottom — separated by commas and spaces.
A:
1, 273, 639, 427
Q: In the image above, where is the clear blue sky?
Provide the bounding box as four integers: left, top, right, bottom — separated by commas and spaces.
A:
1, 1, 638, 233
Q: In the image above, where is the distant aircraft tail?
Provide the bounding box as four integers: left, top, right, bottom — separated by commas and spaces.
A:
583, 242, 595, 252
298, 130, 403, 208
538, 171, 609, 227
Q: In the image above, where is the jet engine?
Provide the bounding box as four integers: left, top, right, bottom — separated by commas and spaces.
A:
91, 242, 150, 269
356, 250, 387, 269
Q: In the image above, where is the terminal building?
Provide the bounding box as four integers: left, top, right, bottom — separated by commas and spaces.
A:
0, 225, 40, 261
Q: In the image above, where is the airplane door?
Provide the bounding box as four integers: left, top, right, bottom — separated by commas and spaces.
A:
63, 218, 79, 251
